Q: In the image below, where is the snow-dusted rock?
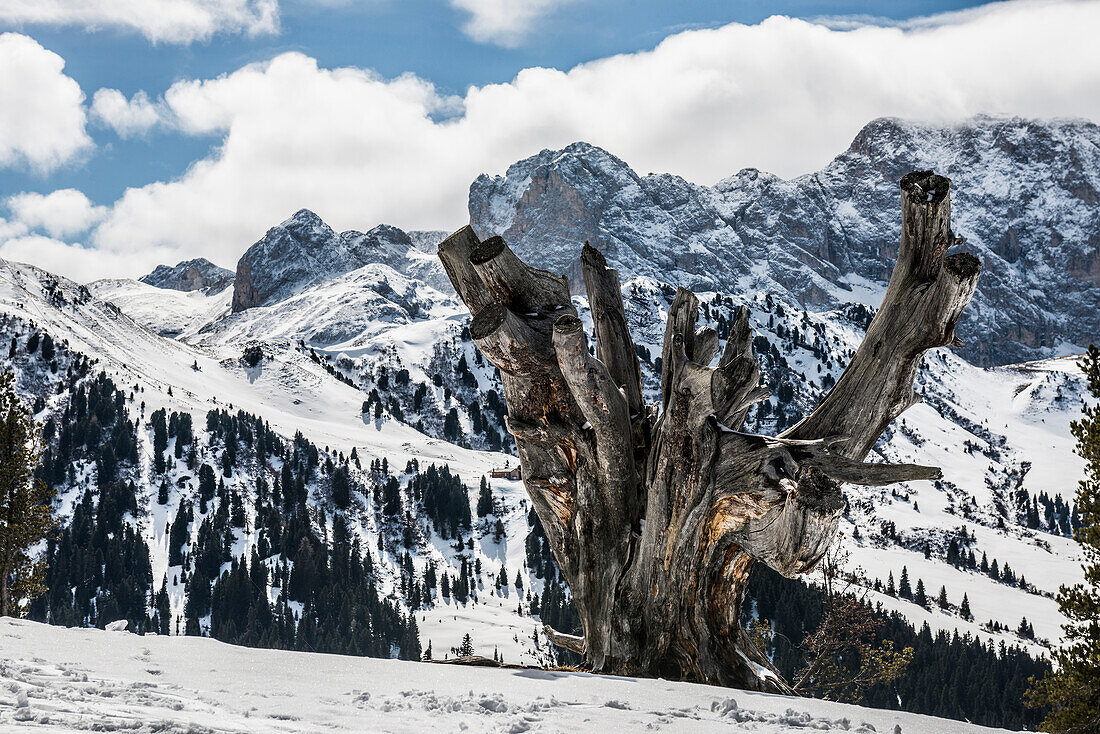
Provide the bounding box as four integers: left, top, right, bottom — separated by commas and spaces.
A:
140, 258, 233, 295
231, 211, 450, 313
470, 116, 1100, 366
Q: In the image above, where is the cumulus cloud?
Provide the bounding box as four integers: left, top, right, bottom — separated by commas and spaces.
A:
91, 89, 165, 137
0, 218, 29, 241
8, 0, 1100, 282
0, 33, 91, 172
7, 189, 108, 238
450, 0, 565, 47
0, 234, 178, 282
0, 0, 278, 45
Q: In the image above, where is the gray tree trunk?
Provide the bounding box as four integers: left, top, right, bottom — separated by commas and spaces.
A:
438, 170, 980, 692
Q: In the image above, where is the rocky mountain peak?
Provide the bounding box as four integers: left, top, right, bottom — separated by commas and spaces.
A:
139, 258, 233, 295
232, 209, 343, 312
231, 211, 428, 313
468, 116, 1100, 366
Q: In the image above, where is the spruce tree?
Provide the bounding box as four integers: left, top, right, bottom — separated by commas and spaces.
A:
914, 579, 927, 607
0, 370, 56, 616
1028, 345, 1100, 733
899, 566, 912, 599
476, 477, 493, 517
959, 593, 972, 620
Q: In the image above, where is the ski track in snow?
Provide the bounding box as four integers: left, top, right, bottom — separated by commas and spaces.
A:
0, 619, 1008, 734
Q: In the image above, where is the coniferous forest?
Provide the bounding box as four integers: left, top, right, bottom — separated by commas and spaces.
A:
0, 317, 1067, 732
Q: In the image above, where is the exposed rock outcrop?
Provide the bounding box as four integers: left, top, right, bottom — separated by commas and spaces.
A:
140, 258, 233, 295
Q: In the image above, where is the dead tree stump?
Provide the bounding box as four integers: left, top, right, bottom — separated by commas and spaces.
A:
438, 170, 981, 692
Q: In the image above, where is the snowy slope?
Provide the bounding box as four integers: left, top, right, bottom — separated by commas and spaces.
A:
0, 618, 1010, 734
54, 249, 1094, 661
2, 257, 554, 665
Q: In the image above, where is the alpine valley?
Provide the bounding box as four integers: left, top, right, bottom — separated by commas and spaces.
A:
2, 116, 1095, 730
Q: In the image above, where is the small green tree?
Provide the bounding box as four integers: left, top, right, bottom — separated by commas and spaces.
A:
1028, 345, 1100, 733
0, 370, 55, 616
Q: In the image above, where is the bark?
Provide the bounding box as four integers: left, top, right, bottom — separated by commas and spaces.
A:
438, 170, 980, 692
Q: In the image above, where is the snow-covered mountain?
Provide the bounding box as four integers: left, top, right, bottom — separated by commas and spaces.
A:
140, 258, 234, 295
3, 256, 560, 668
230, 209, 451, 313
470, 116, 1100, 366
2, 115, 1096, 729
12, 225, 1086, 661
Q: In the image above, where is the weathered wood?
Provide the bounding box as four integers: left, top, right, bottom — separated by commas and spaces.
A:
784, 171, 981, 458
436, 171, 980, 693
581, 242, 645, 417
543, 625, 586, 655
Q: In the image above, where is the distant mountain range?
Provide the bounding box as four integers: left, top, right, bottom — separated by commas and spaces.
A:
469, 116, 1100, 366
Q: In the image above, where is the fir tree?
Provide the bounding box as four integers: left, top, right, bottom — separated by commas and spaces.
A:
1028, 344, 1100, 733
959, 593, 972, 620
898, 566, 912, 599
913, 579, 927, 607
476, 477, 493, 517
0, 370, 56, 616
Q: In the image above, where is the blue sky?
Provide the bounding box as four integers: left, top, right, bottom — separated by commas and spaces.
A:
1, 0, 1098, 280
5, 0, 996, 205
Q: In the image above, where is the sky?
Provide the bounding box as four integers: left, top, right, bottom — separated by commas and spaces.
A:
1, 0, 1099, 282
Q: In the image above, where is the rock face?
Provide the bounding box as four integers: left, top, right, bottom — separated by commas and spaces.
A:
140, 258, 233, 295
231, 211, 428, 312
469, 116, 1100, 366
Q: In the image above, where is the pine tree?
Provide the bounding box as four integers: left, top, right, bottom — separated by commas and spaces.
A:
1028, 344, 1100, 733
937, 585, 949, 610
0, 370, 56, 616
458, 632, 474, 656
914, 579, 927, 607
960, 593, 972, 621
476, 477, 493, 517
899, 566, 912, 599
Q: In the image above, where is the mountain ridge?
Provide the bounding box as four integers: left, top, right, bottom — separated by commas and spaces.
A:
140, 257, 233, 295
469, 115, 1100, 366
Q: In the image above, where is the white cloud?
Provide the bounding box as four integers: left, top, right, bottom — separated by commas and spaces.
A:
0, 0, 278, 45
0, 234, 177, 282
7, 189, 108, 238
8, 0, 1099, 283
450, 0, 565, 47
0, 33, 91, 172
0, 218, 30, 241
91, 89, 165, 138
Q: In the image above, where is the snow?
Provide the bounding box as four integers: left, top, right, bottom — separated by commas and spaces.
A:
2, 250, 1090, 662
0, 618, 1010, 733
